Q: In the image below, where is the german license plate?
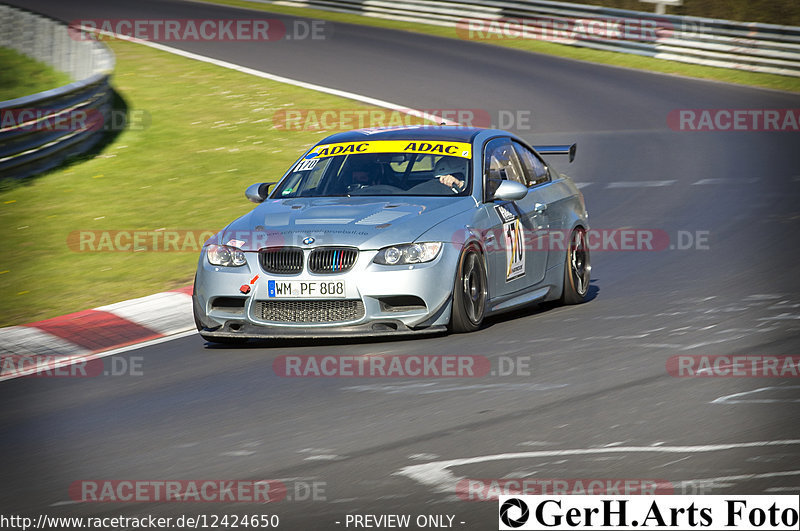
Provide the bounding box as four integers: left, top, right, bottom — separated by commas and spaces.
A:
267, 280, 345, 298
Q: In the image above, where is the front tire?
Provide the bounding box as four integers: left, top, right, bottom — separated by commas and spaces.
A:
559, 227, 591, 304
449, 245, 487, 333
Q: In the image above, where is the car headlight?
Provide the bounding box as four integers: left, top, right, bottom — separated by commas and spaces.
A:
206, 244, 247, 267
373, 242, 442, 265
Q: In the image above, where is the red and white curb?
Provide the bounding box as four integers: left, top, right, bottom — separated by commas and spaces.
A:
0, 286, 195, 381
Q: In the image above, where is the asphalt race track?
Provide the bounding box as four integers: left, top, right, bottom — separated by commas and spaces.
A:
2, 0, 799, 528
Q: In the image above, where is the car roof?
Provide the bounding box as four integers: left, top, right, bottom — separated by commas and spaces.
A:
316, 125, 488, 145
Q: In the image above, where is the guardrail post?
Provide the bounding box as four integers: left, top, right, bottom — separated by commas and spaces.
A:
639, 0, 683, 15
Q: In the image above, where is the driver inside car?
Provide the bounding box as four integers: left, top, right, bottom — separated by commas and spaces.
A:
347, 158, 382, 187
434, 156, 467, 192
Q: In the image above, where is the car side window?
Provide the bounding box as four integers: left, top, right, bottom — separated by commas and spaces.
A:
513, 141, 550, 186
483, 137, 526, 200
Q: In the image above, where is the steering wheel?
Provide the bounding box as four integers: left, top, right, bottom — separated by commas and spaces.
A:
435, 177, 463, 194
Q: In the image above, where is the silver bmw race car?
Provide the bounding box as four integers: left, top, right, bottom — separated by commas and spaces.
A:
193, 126, 590, 342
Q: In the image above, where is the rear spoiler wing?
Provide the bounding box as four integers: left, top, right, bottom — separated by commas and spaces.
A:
534, 143, 576, 163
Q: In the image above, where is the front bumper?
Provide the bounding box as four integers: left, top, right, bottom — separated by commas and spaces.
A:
193, 246, 458, 339
195, 319, 447, 339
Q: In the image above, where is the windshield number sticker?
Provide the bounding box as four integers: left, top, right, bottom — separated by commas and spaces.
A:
295, 158, 318, 172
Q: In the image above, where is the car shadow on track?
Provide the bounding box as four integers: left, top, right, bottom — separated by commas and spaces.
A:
483, 280, 600, 329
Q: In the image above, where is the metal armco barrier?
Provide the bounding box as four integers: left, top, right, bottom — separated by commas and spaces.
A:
0, 4, 115, 180
271, 0, 800, 77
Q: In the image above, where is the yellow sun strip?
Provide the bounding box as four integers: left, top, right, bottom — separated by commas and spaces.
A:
306, 140, 472, 159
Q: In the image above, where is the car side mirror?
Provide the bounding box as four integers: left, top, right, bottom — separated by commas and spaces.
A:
245, 182, 275, 203
490, 180, 528, 202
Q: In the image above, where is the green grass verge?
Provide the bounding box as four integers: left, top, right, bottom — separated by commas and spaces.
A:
198, 0, 800, 93
0, 47, 73, 101
0, 38, 416, 327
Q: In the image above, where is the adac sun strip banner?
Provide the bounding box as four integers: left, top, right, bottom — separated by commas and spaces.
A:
305, 140, 472, 159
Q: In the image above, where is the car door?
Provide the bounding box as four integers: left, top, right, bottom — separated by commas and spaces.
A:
482, 137, 549, 300
513, 139, 568, 271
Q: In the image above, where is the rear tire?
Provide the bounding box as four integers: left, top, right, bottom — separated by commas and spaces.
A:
559, 227, 590, 305
449, 245, 487, 333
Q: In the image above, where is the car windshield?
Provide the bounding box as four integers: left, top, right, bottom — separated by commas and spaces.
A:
271, 147, 473, 198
